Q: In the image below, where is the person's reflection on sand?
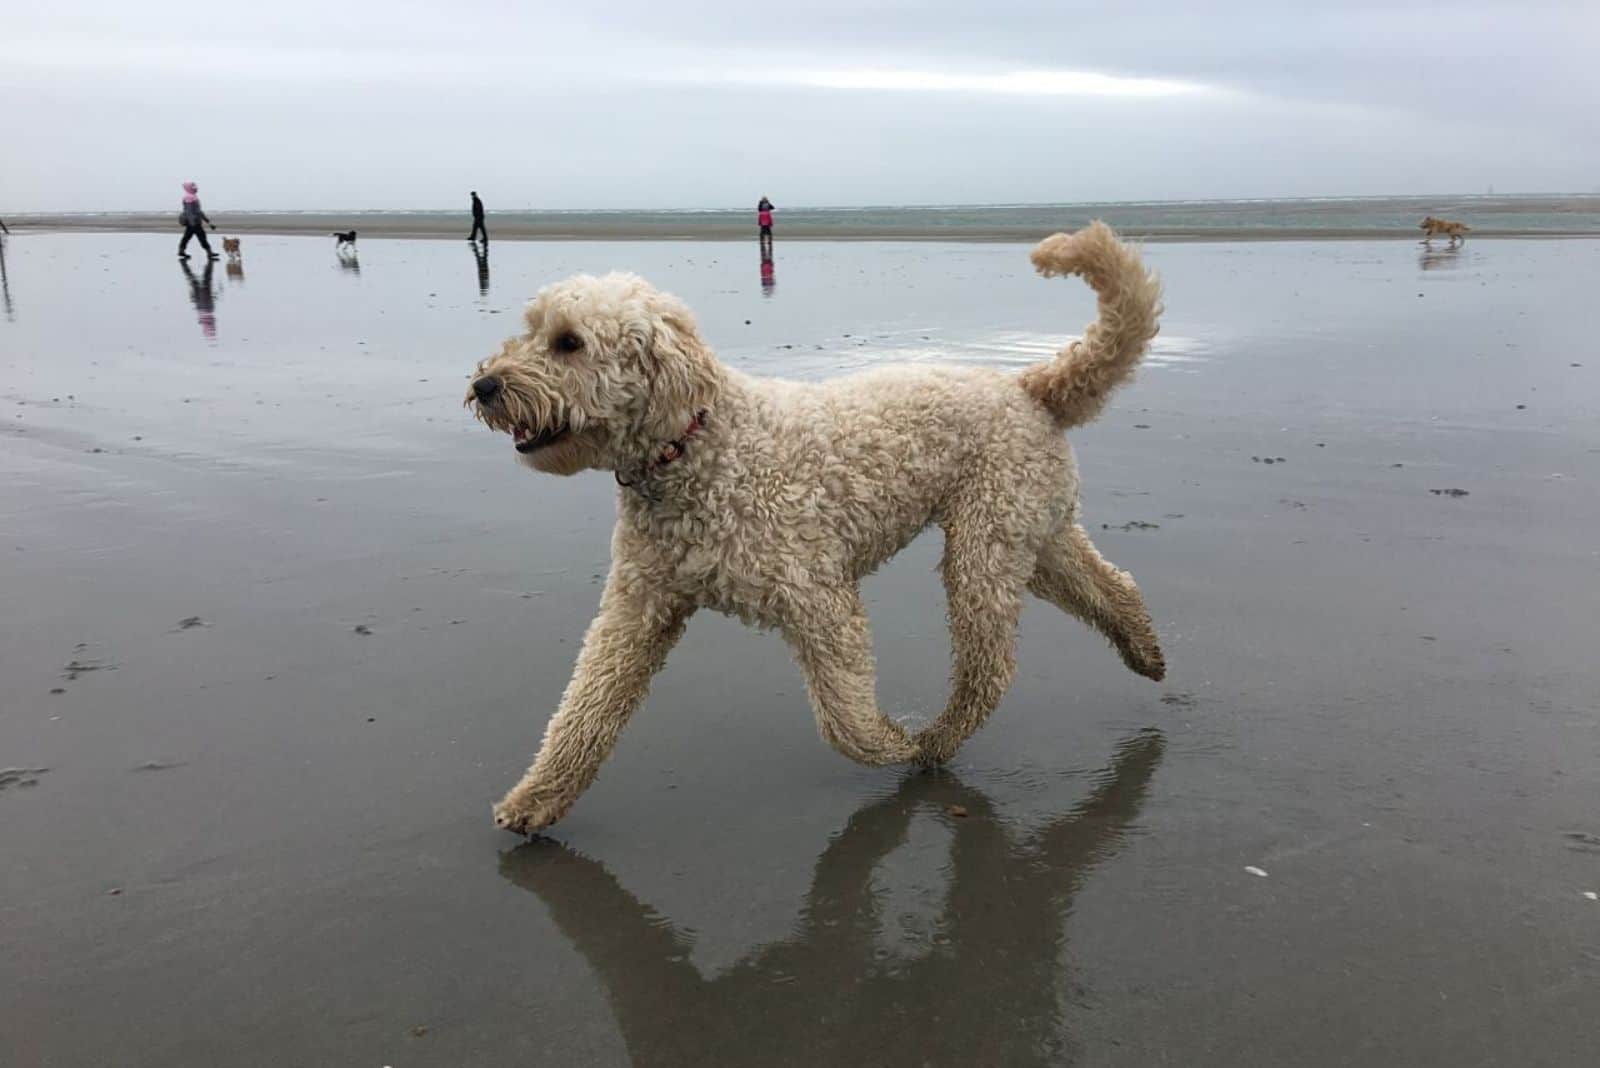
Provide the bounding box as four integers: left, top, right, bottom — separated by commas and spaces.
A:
500, 729, 1164, 1067
474, 241, 490, 297
180, 258, 218, 339
760, 244, 775, 297
1419, 245, 1463, 272
0, 237, 14, 322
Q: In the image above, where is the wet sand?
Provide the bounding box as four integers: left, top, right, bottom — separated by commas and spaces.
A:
13, 195, 1600, 244
2, 234, 1598, 1066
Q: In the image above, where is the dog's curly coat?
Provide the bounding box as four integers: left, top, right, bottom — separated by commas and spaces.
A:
468, 222, 1165, 834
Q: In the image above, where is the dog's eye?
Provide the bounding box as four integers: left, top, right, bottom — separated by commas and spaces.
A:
554, 332, 582, 354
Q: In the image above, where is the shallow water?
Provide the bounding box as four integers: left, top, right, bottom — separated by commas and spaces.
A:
2, 234, 1598, 1066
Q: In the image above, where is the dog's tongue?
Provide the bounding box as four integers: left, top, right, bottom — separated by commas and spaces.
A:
513, 426, 529, 443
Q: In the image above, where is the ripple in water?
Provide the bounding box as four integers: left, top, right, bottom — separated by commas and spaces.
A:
733, 330, 1210, 380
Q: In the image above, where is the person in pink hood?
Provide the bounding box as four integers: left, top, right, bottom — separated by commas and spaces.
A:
178, 181, 217, 260
757, 195, 774, 255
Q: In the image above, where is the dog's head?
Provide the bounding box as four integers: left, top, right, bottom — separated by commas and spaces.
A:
1419, 216, 1437, 231
466, 272, 721, 476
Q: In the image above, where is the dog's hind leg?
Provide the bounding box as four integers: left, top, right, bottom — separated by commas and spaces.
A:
493, 575, 693, 835
784, 588, 919, 765
911, 518, 1033, 766
1028, 521, 1165, 681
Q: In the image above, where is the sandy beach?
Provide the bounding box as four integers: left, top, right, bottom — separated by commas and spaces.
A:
2, 232, 1598, 1066
12, 213, 1595, 243
11, 195, 1600, 243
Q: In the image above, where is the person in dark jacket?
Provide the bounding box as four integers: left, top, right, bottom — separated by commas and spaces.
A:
178, 181, 217, 260
469, 191, 487, 243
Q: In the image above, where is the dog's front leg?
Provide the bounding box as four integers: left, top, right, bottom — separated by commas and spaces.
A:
494, 578, 693, 835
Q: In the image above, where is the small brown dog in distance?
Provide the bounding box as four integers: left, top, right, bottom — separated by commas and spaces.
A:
1419, 216, 1470, 245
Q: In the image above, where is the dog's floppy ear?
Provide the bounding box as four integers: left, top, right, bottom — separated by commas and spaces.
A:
641, 300, 720, 437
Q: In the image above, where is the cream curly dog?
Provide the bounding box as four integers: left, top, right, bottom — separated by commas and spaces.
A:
468, 222, 1165, 834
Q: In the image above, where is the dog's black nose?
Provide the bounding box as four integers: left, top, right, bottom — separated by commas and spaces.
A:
472, 375, 501, 400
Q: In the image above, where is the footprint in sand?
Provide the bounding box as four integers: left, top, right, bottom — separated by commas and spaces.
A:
0, 768, 50, 792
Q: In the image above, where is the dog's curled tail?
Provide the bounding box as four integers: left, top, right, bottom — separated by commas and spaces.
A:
1019, 221, 1162, 429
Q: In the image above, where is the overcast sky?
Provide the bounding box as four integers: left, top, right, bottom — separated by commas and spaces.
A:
3, 1, 1595, 211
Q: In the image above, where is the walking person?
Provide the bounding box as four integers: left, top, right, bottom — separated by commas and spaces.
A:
178, 181, 217, 260
469, 191, 487, 244
757, 195, 774, 254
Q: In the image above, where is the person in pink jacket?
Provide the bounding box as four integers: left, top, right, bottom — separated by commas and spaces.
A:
178, 182, 217, 260
757, 196, 774, 253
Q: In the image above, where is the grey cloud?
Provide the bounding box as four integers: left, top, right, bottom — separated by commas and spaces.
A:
1, 0, 1593, 210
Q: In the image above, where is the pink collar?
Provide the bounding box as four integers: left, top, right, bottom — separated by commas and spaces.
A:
616, 410, 709, 498
655, 409, 707, 466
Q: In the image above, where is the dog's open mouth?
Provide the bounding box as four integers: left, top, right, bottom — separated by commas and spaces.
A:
512, 424, 569, 453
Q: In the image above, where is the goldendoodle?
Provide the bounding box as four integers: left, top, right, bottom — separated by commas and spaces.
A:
468, 221, 1165, 834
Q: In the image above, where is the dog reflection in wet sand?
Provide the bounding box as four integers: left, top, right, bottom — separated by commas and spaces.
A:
468, 223, 1166, 834
1419, 245, 1464, 272
500, 730, 1163, 1067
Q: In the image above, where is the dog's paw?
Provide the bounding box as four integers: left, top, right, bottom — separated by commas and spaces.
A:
1133, 649, 1166, 682
492, 793, 566, 836
1113, 627, 1166, 682
911, 728, 960, 767
1124, 641, 1166, 682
